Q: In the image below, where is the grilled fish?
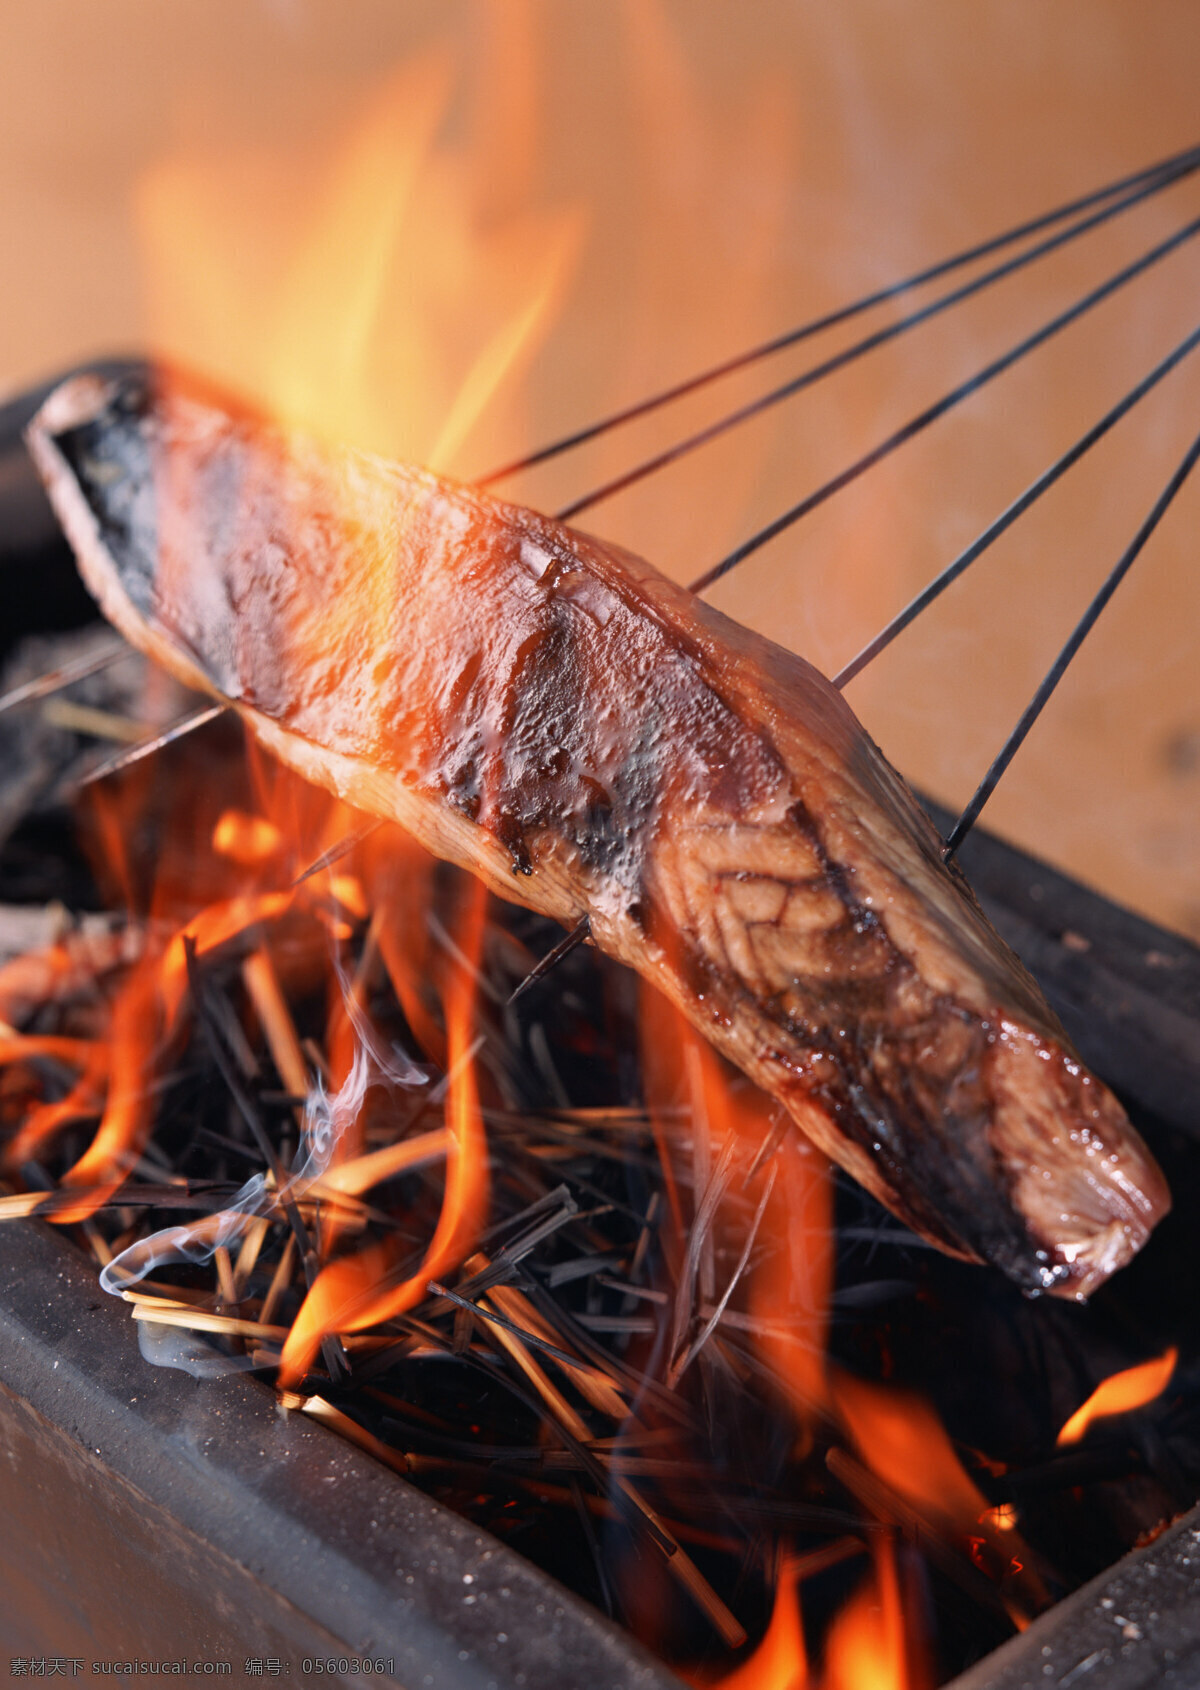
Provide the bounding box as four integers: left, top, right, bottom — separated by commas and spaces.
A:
26, 363, 1170, 1296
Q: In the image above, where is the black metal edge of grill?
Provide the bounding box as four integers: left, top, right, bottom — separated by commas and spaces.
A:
921, 798, 1200, 1142
945, 1508, 1200, 1690
0, 1218, 683, 1690
3, 369, 1200, 1686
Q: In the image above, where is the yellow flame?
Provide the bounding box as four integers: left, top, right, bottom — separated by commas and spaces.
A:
212, 809, 284, 866
711, 1558, 807, 1689
278, 884, 490, 1386
136, 34, 581, 472
824, 1540, 916, 1690
1057, 1348, 1178, 1446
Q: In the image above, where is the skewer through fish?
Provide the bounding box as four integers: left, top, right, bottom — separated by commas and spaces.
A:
25, 363, 1170, 1297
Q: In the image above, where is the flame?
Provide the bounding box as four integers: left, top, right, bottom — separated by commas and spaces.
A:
0, 1035, 102, 1066
823, 1540, 919, 1690
159, 893, 297, 1023
53, 956, 163, 1222
328, 874, 369, 922
831, 1372, 991, 1541
278, 884, 491, 1386
212, 808, 284, 867
85, 780, 141, 918
0, 16, 1089, 1672
746, 1138, 834, 1420
239, 731, 361, 880
1057, 1348, 1178, 1446
5, 1048, 109, 1170
313, 1128, 449, 1199
711, 1559, 807, 1689
831, 1369, 1045, 1622
8, 19, 568, 1341
136, 25, 580, 472
362, 831, 445, 1069
980, 1503, 1019, 1533
12, 752, 346, 1215
637, 979, 834, 1402
639, 979, 834, 1414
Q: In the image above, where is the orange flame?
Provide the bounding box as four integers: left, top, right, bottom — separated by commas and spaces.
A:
45, 16, 578, 1248
84, 780, 142, 918
20, 800, 337, 1214
637, 981, 833, 1410
5, 1048, 109, 1170
658, 871, 1046, 1629
831, 1368, 1045, 1622
0, 1035, 102, 1067
136, 34, 581, 473
53, 957, 163, 1222
12, 15, 575, 1303
159, 892, 297, 1024
747, 1142, 834, 1419
711, 1559, 807, 1689
823, 1539, 921, 1690
212, 808, 284, 867
832, 1371, 992, 1542
1057, 1348, 1178, 1446
278, 886, 491, 1386
363, 833, 445, 1069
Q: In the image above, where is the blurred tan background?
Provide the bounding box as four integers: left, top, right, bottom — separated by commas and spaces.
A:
3, 0, 1198, 936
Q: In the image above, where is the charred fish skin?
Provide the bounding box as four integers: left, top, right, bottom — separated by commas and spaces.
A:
26, 363, 1170, 1297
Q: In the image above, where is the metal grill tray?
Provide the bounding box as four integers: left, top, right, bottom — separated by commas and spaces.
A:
0, 1219, 682, 1690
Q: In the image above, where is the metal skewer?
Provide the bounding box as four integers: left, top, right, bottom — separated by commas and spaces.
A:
507, 916, 591, 1005
0, 634, 128, 717
79, 702, 228, 785
292, 820, 383, 887
561, 169, 1200, 528
481, 139, 1200, 489
831, 318, 1200, 689
943, 423, 1200, 858
497, 147, 1200, 992
689, 212, 1200, 592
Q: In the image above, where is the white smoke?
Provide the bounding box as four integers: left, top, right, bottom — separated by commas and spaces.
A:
292, 1039, 372, 1184
101, 1037, 380, 1301
99, 912, 433, 1375
99, 1172, 272, 1294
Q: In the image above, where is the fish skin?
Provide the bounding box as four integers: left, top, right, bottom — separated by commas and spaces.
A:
25, 363, 1170, 1296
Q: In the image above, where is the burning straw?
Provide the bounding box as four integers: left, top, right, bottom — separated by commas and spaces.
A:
0, 705, 1195, 1681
